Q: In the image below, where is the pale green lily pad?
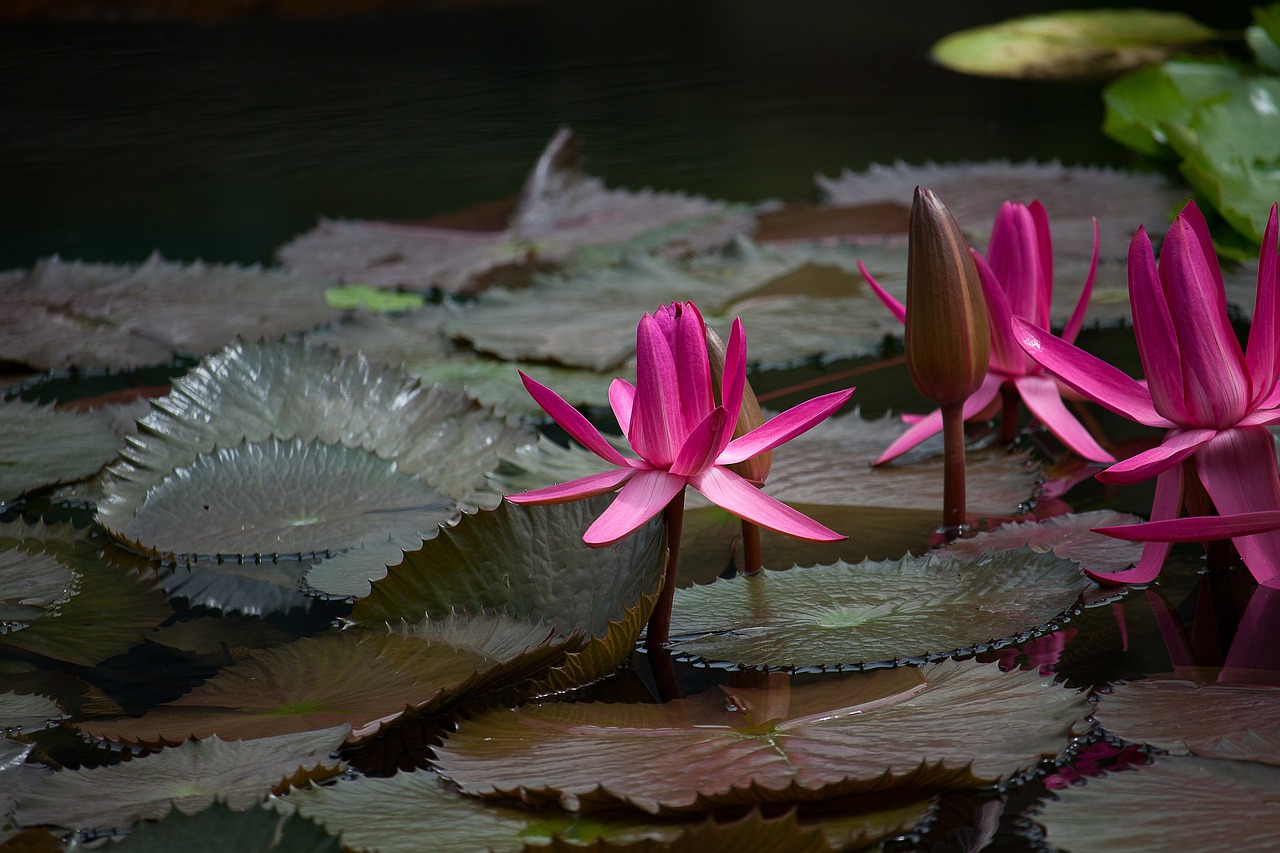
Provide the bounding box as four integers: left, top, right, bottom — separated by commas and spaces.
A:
931, 10, 1218, 81
349, 498, 666, 691
0, 546, 76, 626
435, 660, 1089, 814
81, 628, 569, 746
937, 510, 1145, 577
13, 727, 348, 833
1095, 679, 1280, 766
159, 557, 316, 616
0, 399, 121, 503
97, 340, 527, 557
665, 549, 1088, 669
324, 285, 425, 312
113, 801, 341, 853
278, 128, 752, 294
0, 254, 339, 372
118, 437, 453, 559
0, 693, 64, 735
1035, 756, 1280, 852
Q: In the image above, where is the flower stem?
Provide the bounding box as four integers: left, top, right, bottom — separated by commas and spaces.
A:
741, 520, 763, 576
941, 402, 967, 537
645, 491, 685, 653
999, 381, 1020, 445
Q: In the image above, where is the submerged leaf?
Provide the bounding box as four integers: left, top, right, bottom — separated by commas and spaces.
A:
665, 550, 1088, 669
0, 399, 121, 503
436, 660, 1088, 814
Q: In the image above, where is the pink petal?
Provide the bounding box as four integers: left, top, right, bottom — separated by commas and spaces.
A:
857, 262, 906, 323
674, 302, 714, 435
1013, 317, 1169, 427
1061, 216, 1098, 345
506, 466, 635, 505
721, 318, 747, 429
519, 371, 634, 468
718, 387, 855, 465
609, 378, 635, 435
691, 466, 845, 541
1088, 466, 1182, 585
1179, 200, 1226, 294
582, 469, 687, 547
1013, 374, 1114, 462
1095, 428, 1215, 486
873, 372, 1002, 465
1127, 226, 1189, 423
1094, 510, 1280, 542
972, 249, 1024, 375
1194, 426, 1280, 587
669, 406, 730, 477
1246, 204, 1280, 407
987, 201, 1043, 326
629, 313, 683, 467
1030, 200, 1054, 314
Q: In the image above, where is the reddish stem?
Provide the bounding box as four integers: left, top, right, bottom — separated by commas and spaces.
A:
998, 381, 1020, 445
941, 402, 967, 537
741, 520, 763, 576
645, 491, 685, 654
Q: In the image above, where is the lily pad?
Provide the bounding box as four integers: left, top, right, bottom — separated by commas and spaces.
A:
931, 10, 1218, 81
1094, 679, 1280, 765
349, 498, 667, 691
1035, 756, 1280, 852
0, 399, 121, 503
80, 628, 569, 746
159, 557, 317, 616
278, 128, 752, 294
0, 546, 76, 627
0, 254, 339, 372
97, 339, 527, 557
12, 727, 348, 833
0, 693, 64, 735
1, 740, 47, 841
936, 510, 1145, 577
434, 660, 1089, 814
113, 801, 341, 853
664, 549, 1088, 669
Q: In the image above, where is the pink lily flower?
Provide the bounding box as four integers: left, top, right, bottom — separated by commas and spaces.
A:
1015, 201, 1280, 589
860, 201, 1112, 464
507, 302, 855, 547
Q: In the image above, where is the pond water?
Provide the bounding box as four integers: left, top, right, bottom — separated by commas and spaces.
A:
3, 2, 1278, 851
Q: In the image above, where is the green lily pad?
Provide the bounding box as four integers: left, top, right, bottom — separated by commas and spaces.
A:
937, 510, 1145, 577
0, 254, 339, 372
931, 10, 1218, 81
324, 285, 425, 312
664, 549, 1088, 669
1035, 756, 1280, 852
159, 556, 317, 616
80, 628, 569, 746
0, 693, 64, 735
0, 546, 76, 627
12, 727, 348, 833
0, 399, 121, 503
113, 801, 341, 853
97, 339, 527, 558
435, 660, 1089, 814
349, 498, 667, 691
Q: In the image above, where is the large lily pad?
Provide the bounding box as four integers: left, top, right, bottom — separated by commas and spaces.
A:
0, 399, 121, 503
1094, 679, 1280, 766
80, 628, 569, 746
931, 10, 1218, 81
12, 727, 348, 833
937, 510, 1145, 577
664, 549, 1088, 669
159, 557, 317, 616
0, 254, 339, 372
0, 693, 64, 735
278, 128, 752, 294
1, 740, 47, 843
112, 801, 341, 853
435, 660, 1088, 814
1035, 756, 1280, 852
97, 340, 527, 557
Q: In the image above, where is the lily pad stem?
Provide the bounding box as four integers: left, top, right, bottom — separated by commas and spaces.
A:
645, 490, 686, 654
941, 402, 967, 537
741, 520, 763, 576
999, 381, 1020, 445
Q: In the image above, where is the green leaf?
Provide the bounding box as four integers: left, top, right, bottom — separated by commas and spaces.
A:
1102, 60, 1240, 157
0, 400, 121, 503
435, 660, 1090, 814
932, 10, 1218, 81
1249, 3, 1280, 72
324, 285, 425, 312
665, 549, 1088, 669
114, 801, 341, 853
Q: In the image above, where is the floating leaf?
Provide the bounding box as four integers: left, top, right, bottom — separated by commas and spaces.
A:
1035, 756, 1280, 852
148, 615, 297, 659
0, 693, 64, 735
0, 254, 338, 372
324, 285, 425, 312
80, 629, 567, 746
13, 727, 348, 833
931, 11, 1218, 81
159, 557, 316, 616
665, 549, 1088, 669
97, 340, 526, 558
113, 801, 341, 853
1095, 679, 1280, 765
936, 510, 1145, 577
278, 128, 751, 294
0, 400, 121, 503
0, 545, 76, 627
435, 660, 1088, 814
1, 739, 47, 842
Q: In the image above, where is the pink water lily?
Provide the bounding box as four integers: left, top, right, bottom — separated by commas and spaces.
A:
1015, 201, 1280, 589
507, 301, 855, 547
860, 200, 1112, 464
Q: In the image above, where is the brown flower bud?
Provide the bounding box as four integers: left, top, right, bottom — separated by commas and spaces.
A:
705, 324, 772, 483
905, 187, 991, 407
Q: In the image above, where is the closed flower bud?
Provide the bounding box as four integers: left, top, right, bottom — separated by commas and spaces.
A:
905, 187, 991, 407
705, 324, 772, 483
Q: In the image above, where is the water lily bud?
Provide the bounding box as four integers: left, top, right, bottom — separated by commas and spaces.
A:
705, 324, 772, 483
905, 186, 991, 407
